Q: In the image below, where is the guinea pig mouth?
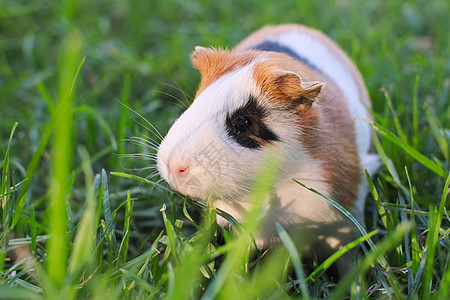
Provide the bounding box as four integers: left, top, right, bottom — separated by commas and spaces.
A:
168, 173, 205, 198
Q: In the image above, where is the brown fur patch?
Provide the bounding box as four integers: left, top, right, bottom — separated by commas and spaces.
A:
251, 52, 361, 209
190, 47, 258, 98
252, 54, 323, 106
295, 87, 361, 209
249, 135, 269, 147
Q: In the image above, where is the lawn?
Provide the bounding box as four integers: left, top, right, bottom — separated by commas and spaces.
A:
0, 0, 449, 299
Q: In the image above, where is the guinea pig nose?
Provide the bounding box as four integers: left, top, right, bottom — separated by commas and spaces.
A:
178, 167, 189, 174
168, 162, 190, 177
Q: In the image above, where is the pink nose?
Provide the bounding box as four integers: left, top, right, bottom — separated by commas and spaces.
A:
178, 167, 189, 174
167, 164, 190, 194
161, 160, 190, 177
176, 167, 189, 175
168, 162, 190, 177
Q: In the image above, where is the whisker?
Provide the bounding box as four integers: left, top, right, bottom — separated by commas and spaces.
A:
161, 80, 194, 109
127, 136, 160, 150
115, 99, 164, 141
145, 173, 160, 180
155, 89, 189, 110
171, 80, 194, 108
131, 118, 164, 142
140, 166, 159, 171
119, 152, 158, 158
135, 133, 162, 148
119, 154, 158, 162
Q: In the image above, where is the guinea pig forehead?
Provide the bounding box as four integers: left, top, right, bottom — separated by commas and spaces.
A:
192, 48, 260, 98
190, 62, 261, 117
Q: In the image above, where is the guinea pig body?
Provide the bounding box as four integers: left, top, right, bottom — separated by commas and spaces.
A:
157, 24, 379, 276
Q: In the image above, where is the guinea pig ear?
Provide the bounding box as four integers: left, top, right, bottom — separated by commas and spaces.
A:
299, 80, 325, 105
190, 46, 212, 72
274, 72, 324, 106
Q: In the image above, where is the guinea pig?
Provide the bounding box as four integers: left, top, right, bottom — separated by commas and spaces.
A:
157, 24, 379, 277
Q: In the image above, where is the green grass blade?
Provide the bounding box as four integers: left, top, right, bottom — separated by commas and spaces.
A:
381, 87, 408, 143
17, 114, 54, 201
422, 172, 450, 297
46, 29, 84, 289
171, 208, 216, 299
368, 120, 447, 177
307, 230, 378, 282
36, 81, 54, 114
73, 105, 118, 151
161, 204, 180, 265
110, 171, 173, 193
412, 75, 419, 148
366, 170, 392, 232
119, 268, 157, 294
330, 222, 411, 300
276, 223, 310, 299
0, 286, 43, 300
1, 122, 18, 207
243, 249, 288, 298
293, 179, 405, 297
111, 172, 242, 229
408, 247, 427, 300
101, 169, 119, 260
10, 191, 27, 229
183, 199, 200, 231
163, 262, 174, 298
116, 191, 133, 267
435, 250, 450, 300
204, 151, 282, 300
405, 167, 421, 278
117, 230, 163, 293
424, 103, 449, 161
118, 74, 131, 160
201, 245, 242, 300
94, 173, 102, 228
68, 148, 97, 279
29, 206, 37, 254
1, 122, 18, 247
293, 180, 369, 244
372, 130, 403, 186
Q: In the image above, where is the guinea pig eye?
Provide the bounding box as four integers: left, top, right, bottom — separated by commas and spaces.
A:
233, 116, 252, 134
225, 96, 279, 149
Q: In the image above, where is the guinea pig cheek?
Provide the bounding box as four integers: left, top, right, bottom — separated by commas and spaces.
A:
170, 170, 199, 196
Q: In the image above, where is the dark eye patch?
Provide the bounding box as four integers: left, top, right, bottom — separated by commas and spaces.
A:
225, 96, 279, 149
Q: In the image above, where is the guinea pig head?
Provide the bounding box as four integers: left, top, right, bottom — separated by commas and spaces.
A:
157, 47, 323, 202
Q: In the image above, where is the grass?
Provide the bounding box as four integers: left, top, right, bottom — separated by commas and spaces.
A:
0, 0, 449, 298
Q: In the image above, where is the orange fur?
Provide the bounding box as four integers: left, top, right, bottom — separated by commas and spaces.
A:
190, 47, 258, 98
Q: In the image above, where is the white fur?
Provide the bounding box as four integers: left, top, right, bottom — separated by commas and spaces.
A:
216, 161, 340, 249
